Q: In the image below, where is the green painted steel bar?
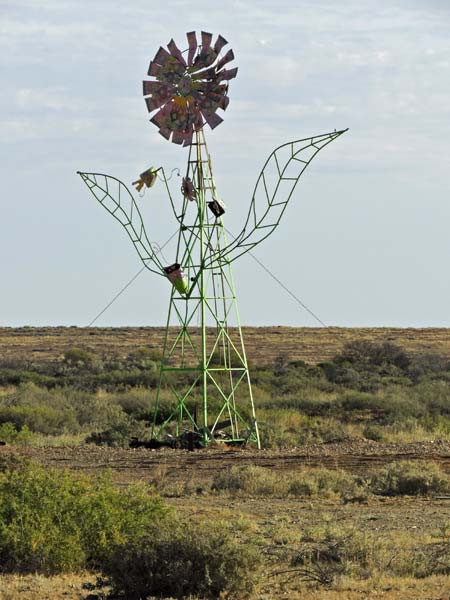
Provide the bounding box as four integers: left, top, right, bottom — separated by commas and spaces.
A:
197, 132, 209, 445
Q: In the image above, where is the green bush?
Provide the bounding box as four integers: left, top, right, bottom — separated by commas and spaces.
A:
260, 389, 336, 415
0, 368, 59, 388
114, 388, 152, 419
422, 414, 450, 436
0, 384, 79, 434
322, 341, 411, 391
413, 381, 450, 415
407, 353, 450, 381
338, 388, 423, 423
103, 520, 260, 600
362, 424, 384, 441
0, 422, 34, 445
63, 347, 103, 373
0, 384, 150, 440
371, 460, 450, 496
337, 340, 410, 370
0, 461, 166, 573
127, 347, 162, 368
0, 403, 77, 435
258, 421, 297, 448
0, 452, 29, 473
85, 415, 147, 447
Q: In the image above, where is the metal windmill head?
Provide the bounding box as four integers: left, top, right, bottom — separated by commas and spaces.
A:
143, 31, 238, 146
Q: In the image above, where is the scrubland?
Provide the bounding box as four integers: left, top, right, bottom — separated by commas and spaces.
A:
1, 329, 450, 598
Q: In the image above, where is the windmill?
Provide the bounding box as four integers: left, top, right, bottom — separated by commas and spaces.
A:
78, 31, 347, 449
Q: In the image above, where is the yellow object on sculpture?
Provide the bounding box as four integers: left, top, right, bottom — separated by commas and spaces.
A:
132, 167, 158, 192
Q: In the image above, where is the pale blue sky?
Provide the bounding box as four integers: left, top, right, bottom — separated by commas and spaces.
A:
1, 0, 450, 327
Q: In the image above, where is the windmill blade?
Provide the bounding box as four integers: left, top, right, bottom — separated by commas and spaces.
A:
206, 129, 348, 266
77, 171, 166, 276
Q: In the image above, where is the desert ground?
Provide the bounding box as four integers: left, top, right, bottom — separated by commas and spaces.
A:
1, 327, 450, 599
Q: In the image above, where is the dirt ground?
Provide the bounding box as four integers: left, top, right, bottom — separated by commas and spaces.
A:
4, 438, 450, 485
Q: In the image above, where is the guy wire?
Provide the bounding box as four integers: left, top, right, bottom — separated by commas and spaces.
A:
86, 230, 178, 327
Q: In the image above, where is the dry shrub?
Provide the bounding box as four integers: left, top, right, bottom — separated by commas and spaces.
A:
212, 465, 283, 496
387, 541, 450, 578
103, 520, 260, 600
371, 460, 450, 496
258, 409, 352, 448
291, 520, 450, 586
211, 465, 362, 500
288, 468, 355, 498
291, 525, 383, 585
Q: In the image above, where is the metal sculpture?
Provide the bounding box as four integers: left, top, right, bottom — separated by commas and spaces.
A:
78, 31, 347, 449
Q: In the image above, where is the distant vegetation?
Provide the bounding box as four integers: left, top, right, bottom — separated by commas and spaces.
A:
1, 339, 450, 447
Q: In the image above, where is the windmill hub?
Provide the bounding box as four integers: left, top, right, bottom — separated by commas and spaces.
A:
178, 75, 193, 96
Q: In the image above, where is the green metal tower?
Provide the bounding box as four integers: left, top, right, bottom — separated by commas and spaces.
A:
78, 30, 348, 448
152, 129, 259, 446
